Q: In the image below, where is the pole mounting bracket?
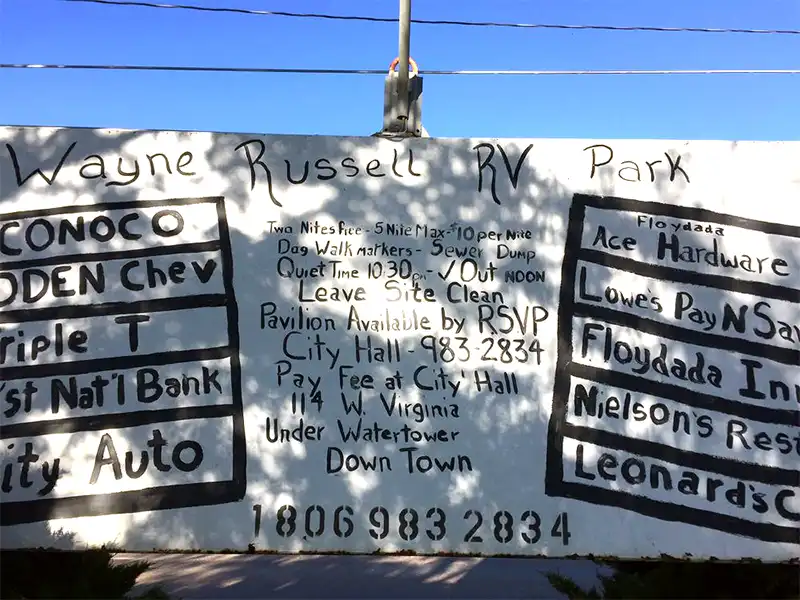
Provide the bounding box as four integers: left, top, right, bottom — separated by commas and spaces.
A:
376, 56, 425, 138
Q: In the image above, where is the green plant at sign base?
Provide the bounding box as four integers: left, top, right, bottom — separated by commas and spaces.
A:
547, 573, 602, 599
129, 586, 176, 600
547, 571, 650, 599
0, 546, 175, 600
547, 561, 800, 600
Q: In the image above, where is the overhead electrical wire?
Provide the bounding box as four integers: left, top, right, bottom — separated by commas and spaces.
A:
60, 0, 800, 36
2, 64, 799, 76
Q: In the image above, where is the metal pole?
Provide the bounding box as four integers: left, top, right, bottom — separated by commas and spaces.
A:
397, 0, 411, 121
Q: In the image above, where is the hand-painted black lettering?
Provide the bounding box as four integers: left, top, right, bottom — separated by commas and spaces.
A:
172, 439, 203, 471
77, 151, 194, 187
341, 157, 358, 177
0, 323, 89, 365
89, 213, 115, 242
0, 208, 196, 260
0, 221, 22, 255
143, 153, 171, 175
591, 225, 637, 251
151, 209, 184, 238
276, 504, 298, 537
5, 142, 76, 187
79, 155, 105, 181
521, 510, 542, 544
1, 441, 60, 496
550, 513, 571, 545
333, 505, 354, 538
106, 157, 140, 187
474, 145, 498, 202
252, 503, 262, 537
136, 366, 222, 404
113, 314, 151, 352
775, 490, 800, 521
284, 159, 309, 184
234, 139, 282, 206
176, 152, 195, 176
463, 509, 484, 542
474, 143, 533, 205
398, 508, 419, 541
548, 193, 800, 544
584, 147, 690, 184
425, 507, 446, 541
369, 506, 389, 539
314, 158, 336, 180
89, 429, 203, 484
304, 505, 325, 537
492, 510, 513, 543
664, 152, 690, 183
366, 159, 385, 178
326, 446, 392, 473
0, 197, 245, 527
391, 148, 403, 177
583, 144, 613, 178
25, 219, 55, 251
49, 373, 116, 414
2, 380, 36, 418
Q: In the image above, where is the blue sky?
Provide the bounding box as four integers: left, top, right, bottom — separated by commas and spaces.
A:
1, 0, 798, 140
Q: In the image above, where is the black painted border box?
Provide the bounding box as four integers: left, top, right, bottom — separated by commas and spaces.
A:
544, 193, 800, 545
0, 197, 246, 526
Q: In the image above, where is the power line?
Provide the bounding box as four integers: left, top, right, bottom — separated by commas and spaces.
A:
61, 0, 800, 36
2, 64, 800, 75
0, 64, 386, 75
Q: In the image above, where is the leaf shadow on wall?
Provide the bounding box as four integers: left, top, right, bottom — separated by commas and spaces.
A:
0, 127, 797, 569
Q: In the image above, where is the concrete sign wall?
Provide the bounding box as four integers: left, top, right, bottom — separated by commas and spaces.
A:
0, 126, 797, 560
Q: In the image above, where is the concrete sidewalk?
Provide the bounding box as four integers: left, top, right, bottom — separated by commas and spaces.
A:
115, 553, 609, 599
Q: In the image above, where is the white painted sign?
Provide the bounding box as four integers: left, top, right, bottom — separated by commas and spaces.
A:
0, 127, 797, 560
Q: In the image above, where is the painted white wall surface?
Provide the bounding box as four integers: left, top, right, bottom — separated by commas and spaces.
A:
0, 126, 797, 560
